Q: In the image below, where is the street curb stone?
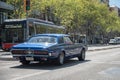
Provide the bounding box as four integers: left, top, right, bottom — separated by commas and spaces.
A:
0, 57, 16, 61
88, 46, 120, 52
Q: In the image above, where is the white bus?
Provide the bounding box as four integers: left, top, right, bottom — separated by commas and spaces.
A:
1, 18, 65, 51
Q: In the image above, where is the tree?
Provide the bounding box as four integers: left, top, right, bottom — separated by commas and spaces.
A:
7, 0, 26, 18
30, 0, 120, 43
7, 0, 120, 44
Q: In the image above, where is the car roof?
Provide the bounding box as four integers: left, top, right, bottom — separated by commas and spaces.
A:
34, 34, 69, 37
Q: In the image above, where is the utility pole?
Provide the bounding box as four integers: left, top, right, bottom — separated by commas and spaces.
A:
24, 0, 30, 40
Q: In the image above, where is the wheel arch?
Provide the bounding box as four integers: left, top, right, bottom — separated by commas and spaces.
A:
82, 47, 85, 51
61, 50, 65, 55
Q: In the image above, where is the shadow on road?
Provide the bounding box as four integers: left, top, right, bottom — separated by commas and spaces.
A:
10, 59, 90, 70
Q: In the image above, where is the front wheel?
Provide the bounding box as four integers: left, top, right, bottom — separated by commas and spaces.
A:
57, 52, 65, 65
78, 50, 85, 61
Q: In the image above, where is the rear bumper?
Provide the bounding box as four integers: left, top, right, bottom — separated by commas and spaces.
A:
12, 55, 58, 61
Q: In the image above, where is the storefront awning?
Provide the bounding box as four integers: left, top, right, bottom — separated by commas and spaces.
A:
0, 1, 14, 11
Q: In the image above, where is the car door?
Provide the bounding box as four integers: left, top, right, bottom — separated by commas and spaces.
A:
63, 36, 75, 57
74, 43, 83, 55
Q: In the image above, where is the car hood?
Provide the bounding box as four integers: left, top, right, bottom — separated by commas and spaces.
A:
12, 42, 57, 50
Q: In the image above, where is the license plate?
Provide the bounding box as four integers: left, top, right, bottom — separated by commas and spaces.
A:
26, 57, 34, 61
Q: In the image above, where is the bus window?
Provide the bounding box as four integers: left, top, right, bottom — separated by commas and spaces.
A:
35, 24, 64, 34
35, 24, 47, 34
29, 24, 36, 36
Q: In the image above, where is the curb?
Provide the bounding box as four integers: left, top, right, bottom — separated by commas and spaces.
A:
0, 56, 16, 61
88, 46, 120, 52
0, 52, 16, 61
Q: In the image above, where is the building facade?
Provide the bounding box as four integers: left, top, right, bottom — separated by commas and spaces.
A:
109, 6, 119, 16
0, 0, 14, 47
100, 0, 109, 6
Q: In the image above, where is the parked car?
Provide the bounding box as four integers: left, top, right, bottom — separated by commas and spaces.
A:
109, 37, 120, 44
109, 39, 116, 44
11, 34, 87, 65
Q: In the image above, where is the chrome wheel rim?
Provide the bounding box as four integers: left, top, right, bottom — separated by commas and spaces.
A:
82, 50, 85, 59
60, 53, 64, 64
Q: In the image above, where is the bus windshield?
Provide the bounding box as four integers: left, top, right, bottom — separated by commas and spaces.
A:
2, 23, 24, 43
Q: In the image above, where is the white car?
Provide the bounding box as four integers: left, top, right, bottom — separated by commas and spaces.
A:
109, 38, 120, 44
109, 39, 116, 44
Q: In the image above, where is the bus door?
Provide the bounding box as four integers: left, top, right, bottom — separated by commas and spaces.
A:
27, 21, 36, 39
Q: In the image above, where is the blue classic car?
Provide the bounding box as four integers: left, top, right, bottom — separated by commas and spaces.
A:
11, 34, 87, 65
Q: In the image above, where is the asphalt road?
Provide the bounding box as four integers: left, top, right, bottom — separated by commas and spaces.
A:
0, 48, 120, 80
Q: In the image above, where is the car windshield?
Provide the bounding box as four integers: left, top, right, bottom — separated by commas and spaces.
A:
28, 36, 57, 43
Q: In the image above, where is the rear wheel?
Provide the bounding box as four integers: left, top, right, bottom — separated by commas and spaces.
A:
78, 49, 85, 61
20, 61, 30, 65
57, 52, 65, 65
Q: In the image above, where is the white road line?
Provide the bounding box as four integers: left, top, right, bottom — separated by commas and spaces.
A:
11, 70, 50, 80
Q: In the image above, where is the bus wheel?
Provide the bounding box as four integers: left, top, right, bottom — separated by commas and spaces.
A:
1, 48, 10, 52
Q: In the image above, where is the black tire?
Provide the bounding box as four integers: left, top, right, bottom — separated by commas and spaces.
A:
57, 52, 65, 65
1, 48, 10, 52
78, 49, 85, 61
20, 61, 30, 65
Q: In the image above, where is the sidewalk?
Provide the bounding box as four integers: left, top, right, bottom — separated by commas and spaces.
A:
0, 52, 14, 61
0, 44, 120, 61
88, 44, 120, 51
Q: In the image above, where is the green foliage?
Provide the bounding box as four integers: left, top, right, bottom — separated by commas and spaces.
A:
7, 0, 120, 34
7, 0, 26, 18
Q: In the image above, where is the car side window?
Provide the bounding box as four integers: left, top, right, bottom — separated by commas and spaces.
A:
63, 37, 73, 44
58, 37, 64, 44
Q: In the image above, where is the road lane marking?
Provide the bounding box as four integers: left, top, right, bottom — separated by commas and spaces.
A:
11, 70, 50, 80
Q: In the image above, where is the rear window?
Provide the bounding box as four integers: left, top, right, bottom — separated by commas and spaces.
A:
28, 36, 57, 43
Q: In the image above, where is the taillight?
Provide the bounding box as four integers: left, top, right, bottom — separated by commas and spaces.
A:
11, 50, 25, 54
34, 51, 48, 55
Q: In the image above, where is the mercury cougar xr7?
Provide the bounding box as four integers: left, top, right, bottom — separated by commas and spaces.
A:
11, 34, 87, 65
